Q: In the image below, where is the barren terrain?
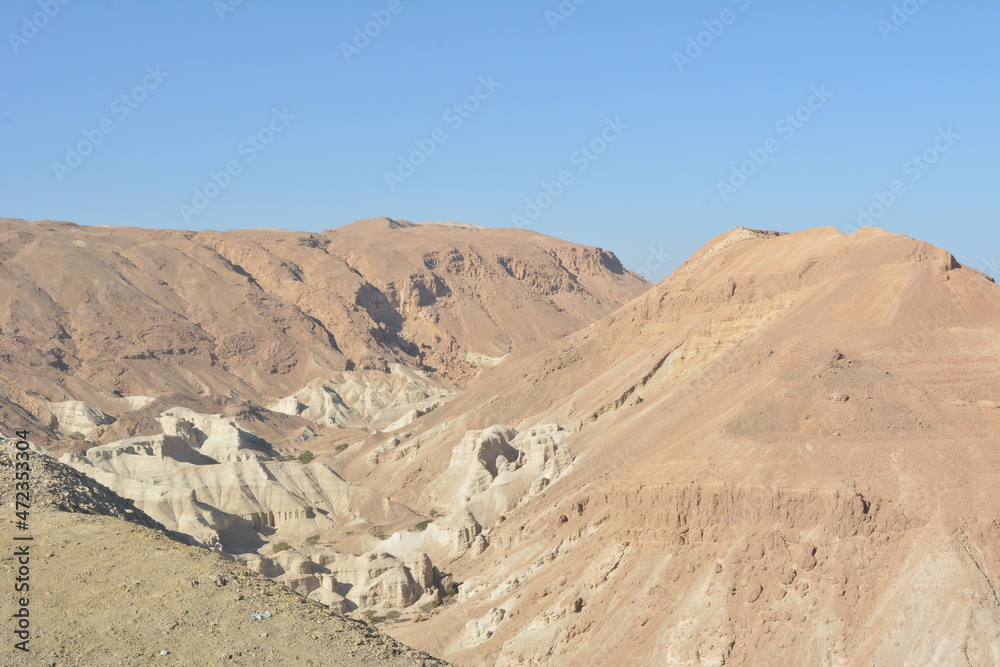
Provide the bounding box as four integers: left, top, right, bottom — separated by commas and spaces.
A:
2, 219, 998, 665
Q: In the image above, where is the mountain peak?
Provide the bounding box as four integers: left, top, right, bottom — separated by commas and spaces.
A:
326, 217, 414, 233
673, 226, 785, 278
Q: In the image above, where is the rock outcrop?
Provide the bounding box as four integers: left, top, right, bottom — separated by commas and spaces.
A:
64, 429, 418, 551
425, 424, 573, 526
268, 366, 454, 431
46, 400, 115, 437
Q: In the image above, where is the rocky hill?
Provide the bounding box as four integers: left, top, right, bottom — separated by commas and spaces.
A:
0, 215, 647, 665
355, 226, 1000, 665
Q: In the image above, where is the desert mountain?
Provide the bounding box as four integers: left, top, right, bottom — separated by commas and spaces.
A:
0, 215, 647, 664
0, 216, 646, 439
3, 221, 998, 665
350, 226, 1000, 665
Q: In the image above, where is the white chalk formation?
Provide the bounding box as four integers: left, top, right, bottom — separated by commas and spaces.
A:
377, 424, 573, 565
47, 400, 115, 437
426, 424, 573, 526
268, 365, 454, 430
57, 400, 573, 618
158, 408, 271, 463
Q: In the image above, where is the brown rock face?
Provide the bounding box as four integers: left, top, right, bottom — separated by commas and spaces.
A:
0, 216, 647, 437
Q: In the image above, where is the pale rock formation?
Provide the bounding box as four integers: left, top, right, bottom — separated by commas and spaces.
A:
425, 424, 573, 526
400, 552, 436, 591
382, 409, 423, 432
269, 549, 322, 597
65, 447, 416, 551
309, 577, 351, 613
47, 400, 115, 437
120, 395, 155, 410
425, 511, 483, 554
311, 550, 436, 610
371, 425, 572, 566
464, 607, 506, 648
158, 407, 270, 462
237, 552, 284, 579
465, 352, 508, 368
376, 509, 486, 569
298, 549, 434, 613
85, 434, 213, 465
367, 432, 412, 465
54, 459, 234, 546
269, 365, 454, 430
293, 425, 320, 443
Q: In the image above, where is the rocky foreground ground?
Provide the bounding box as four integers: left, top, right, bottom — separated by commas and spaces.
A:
0, 447, 449, 666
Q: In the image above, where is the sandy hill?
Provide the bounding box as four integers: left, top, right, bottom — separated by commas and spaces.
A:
348, 226, 1000, 665
0, 446, 447, 666
0, 216, 647, 441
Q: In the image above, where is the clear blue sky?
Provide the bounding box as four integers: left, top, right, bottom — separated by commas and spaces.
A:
2, 0, 997, 281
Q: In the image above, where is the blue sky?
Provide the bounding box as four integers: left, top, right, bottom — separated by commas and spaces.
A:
1, 0, 997, 281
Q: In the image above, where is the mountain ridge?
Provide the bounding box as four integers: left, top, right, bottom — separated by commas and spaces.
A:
0, 216, 648, 442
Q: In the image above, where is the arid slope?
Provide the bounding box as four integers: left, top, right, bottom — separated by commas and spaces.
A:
4, 220, 998, 665
365, 226, 1000, 665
